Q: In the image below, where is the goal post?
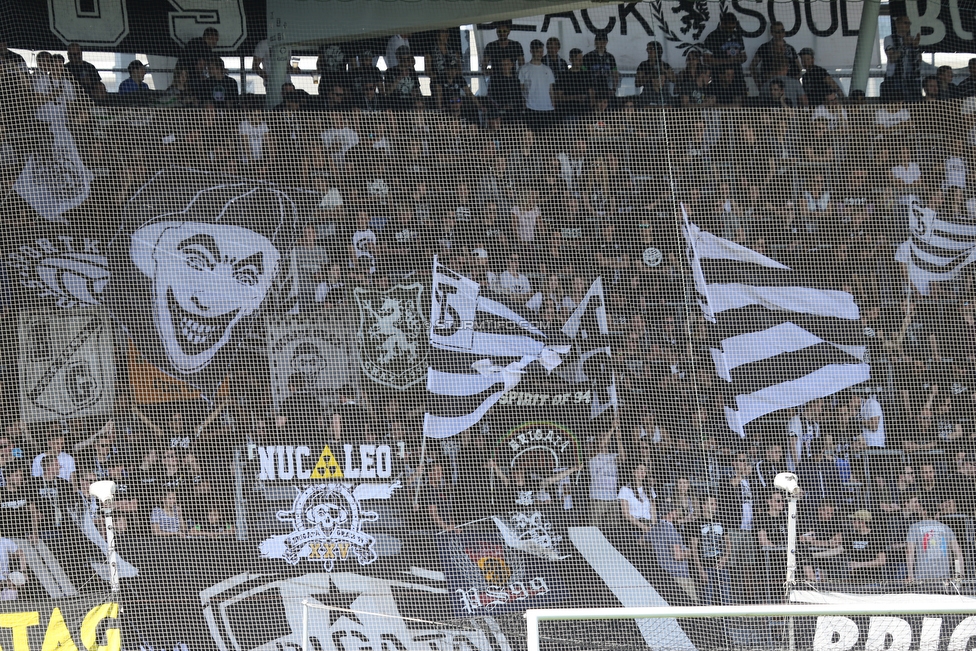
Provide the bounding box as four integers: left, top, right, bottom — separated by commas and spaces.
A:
525, 603, 976, 651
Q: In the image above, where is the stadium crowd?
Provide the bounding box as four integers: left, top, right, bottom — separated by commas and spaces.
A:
0, 17, 976, 609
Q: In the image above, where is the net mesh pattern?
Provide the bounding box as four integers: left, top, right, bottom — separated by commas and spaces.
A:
0, 8, 975, 651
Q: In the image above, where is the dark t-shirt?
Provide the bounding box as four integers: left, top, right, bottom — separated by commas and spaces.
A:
696, 518, 730, 567
487, 73, 523, 111
703, 28, 746, 72
31, 477, 74, 532
847, 525, 886, 581
709, 79, 746, 106
556, 71, 594, 115
484, 40, 524, 73
757, 509, 788, 548
422, 481, 455, 528
801, 65, 833, 107
200, 77, 240, 108
582, 50, 617, 89
754, 41, 801, 80
678, 80, 709, 106
177, 37, 213, 73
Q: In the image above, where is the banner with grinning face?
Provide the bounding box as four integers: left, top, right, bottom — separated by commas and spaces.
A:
108, 169, 311, 396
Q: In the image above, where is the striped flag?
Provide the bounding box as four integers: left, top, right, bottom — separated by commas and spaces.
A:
682, 208, 870, 436
895, 196, 976, 295
424, 258, 613, 439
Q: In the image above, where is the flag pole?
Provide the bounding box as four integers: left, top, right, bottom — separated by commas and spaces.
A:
413, 434, 428, 508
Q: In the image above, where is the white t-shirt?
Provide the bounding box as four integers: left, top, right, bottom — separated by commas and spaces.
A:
518, 62, 556, 111
0, 538, 17, 580
945, 157, 967, 189
618, 485, 655, 521
31, 452, 76, 481
238, 120, 269, 161
588, 453, 619, 501
512, 206, 540, 242
497, 270, 532, 295
860, 397, 885, 448
892, 163, 921, 185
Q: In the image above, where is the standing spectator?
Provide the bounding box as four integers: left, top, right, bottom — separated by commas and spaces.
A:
703, 13, 748, 91
650, 503, 699, 603
483, 22, 524, 77
618, 462, 657, 538
178, 27, 219, 73
884, 15, 923, 102
582, 32, 619, 94
385, 33, 411, 69
385, 47, 422, 110
906, 518, 964, 581
555, 49, 592, 118
419, 460, 459, 534
426, 29, 461, 104
31, 432, 76, 483
65, 43, 101, 95
786, 399, 823, 472
957, 58, 976, 96
118, 60, 149, 94
588, 421, 625, 528
852, 394, 885, 448
845, 510, 887, 584
486, 58, 523, 120
317, 42, 349, 92
726, 452, 757, 602
799, 48, 841, 107
251, 38, 270, 82
693, 494, 733, 605
755, 442, 786, 490
636, 41, 674, 106
749, 21, 801, 86
541, 37, 569, 80
519, 40, 557, 132
31, 455, 73, 538
0, 464, 34, 540
199, 58, 240, 109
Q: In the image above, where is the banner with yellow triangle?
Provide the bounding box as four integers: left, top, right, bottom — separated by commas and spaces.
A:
310, 445, 343, 479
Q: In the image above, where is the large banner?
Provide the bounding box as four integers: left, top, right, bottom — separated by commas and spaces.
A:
476, 2, 874, 73
18, 307, 114, 423
267, 315, 359, 412
107, 169, 310, 397
890, 0, 976, 53
0, 0, 265, 55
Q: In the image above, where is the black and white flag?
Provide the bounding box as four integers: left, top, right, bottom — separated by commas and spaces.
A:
683, 208, 869, 435
424, 258, 570, 439
895, 196, 976, 295
555, 276, 617, 420
19, 307, 114, 423
425, 259, 615, 439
